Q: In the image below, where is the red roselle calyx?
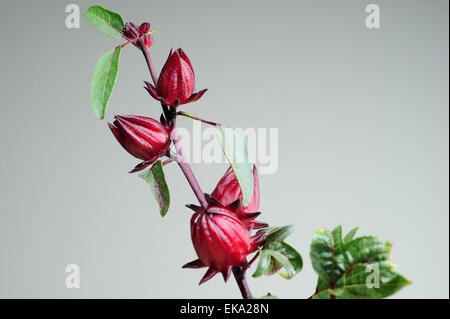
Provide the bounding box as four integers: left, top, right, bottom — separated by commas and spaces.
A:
144, 48, 207, 108
108, 115, 171, 173
211, 165, 268, 230
183, 206, 264, 285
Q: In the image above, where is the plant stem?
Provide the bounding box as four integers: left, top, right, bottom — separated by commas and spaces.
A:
139, 42, 206, 208
138, 38, 158, 86
171, 116, 208, 209
162, 158, 173, 166
177, 111, 218, 126
232, 267, 252, 299
140, 45, 251, 298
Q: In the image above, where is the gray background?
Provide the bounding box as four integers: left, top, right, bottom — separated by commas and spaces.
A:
0, 0, 448, 298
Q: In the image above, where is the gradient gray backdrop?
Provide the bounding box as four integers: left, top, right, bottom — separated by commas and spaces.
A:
0, 0, 448, 298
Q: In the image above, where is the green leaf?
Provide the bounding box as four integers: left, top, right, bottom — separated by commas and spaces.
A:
84, 6, 124, 38
336, 261, 410, 299
345, 236, 392, 265
215, 125, 253, 206
264, 254, 283, 276
343, 227, 359, 244
266, 249, 296, 278
310, 226, 411, 299
265, 241, 302, 279
310, 228, 338, 282
274, 242, 303, 277
252, 249, 271, 278
253, 225, 302, 279
89, 47, 121, 119
332, 225, 344, 254
313, 261, 410, 299
262, 225, 294, 248
139, 160, 170, 217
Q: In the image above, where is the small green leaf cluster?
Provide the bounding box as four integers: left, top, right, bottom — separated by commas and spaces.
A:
310, 225, 411, 299
253, 226, 303, 279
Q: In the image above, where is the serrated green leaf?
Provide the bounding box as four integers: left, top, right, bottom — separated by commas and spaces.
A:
346, 236, 392, 265
84, 6, 124, 38
310, 228, 336, 282
89, 47, 121, 119
215, 125, 253, 206
313, 262, 410, 299
336, 261, 411, 298
310, 226, 411, 299
139, 160, 170, 217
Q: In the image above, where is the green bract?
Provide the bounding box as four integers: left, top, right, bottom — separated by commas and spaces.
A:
253, 226, 303, 279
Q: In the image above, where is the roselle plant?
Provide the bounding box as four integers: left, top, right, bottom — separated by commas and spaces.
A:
84, 6, 411, 299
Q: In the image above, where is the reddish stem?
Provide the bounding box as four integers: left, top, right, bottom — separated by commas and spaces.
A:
232, 267, 252, 299
139, 43, 206, 208
140, 44, 251, 299
171, 116, 208, 209
177, 111, 218, 126
138, 38, 158, 86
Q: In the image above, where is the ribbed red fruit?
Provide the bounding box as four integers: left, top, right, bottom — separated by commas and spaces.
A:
211, 165, 268, 230
144, 48, 207, 107
183, 206, 263, 285
108, 115, 171, 173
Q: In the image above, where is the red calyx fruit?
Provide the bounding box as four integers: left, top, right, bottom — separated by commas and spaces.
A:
144, 48, 207, 108
108, 115, 171, 173
183, 206, 263, 285
211, 165, 268, 230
